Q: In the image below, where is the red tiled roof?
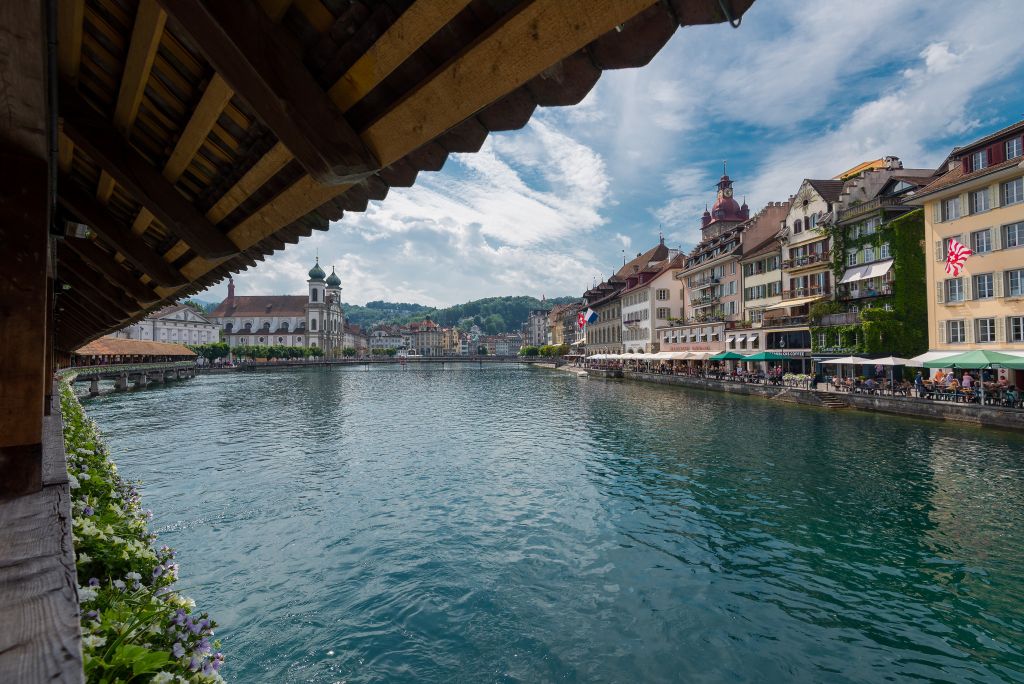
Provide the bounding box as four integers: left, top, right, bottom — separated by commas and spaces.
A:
209, 295, 306, 317
916, 157, 1022, 198
807, 179, 846, 203
75, 336, 196, 357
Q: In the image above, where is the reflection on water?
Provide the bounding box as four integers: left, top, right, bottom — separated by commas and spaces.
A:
84, 366, 1024, 682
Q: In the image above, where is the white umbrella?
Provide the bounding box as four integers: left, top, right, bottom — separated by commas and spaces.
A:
819, 356, 872, 365
867, 356, 913, 390
907, 351, 956, 367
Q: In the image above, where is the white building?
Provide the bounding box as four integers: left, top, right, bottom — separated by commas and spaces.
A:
208, 259, 345, 354
369, 327, 405, 352
620, 247, 683, 353
113, 304, 219, 346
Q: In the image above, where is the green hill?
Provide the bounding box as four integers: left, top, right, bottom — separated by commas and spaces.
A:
342, 295, 578, 334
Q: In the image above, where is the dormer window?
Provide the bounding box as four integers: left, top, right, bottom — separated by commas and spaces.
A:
1008, 137, 1023, 160
971, 150, 988, 171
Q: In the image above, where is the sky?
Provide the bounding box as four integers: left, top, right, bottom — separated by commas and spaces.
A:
199, 0, 1024, 308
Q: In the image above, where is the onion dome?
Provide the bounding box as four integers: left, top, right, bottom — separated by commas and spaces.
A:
326, 266, 342, 288
308, 258, 326, 281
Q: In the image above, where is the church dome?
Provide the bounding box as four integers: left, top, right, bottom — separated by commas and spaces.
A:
308, 258, 326, 281
326, 267, 341, 288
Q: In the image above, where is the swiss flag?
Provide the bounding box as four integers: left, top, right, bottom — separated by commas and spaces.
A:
577, 312, 586, 329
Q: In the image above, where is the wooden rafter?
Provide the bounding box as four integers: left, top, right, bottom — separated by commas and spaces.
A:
63, 238, 163, 306
57, 177, 188, 287
61, 86, 237, 259
156, 0, 379, 185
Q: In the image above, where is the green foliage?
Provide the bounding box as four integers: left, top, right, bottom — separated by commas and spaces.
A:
181, 298, 214, 314
342, 347, 357, 357
187, 342, 229, 361
519, 346, 540, 357
341, 296, 577, 332
808, 300, 841, 324
60, 380, 224, 682
477, 345, 489, 355
537, 344, 570, 357
229, 344, 319, 360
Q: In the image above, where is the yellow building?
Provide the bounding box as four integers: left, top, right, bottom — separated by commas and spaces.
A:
913, 121, 1024, 352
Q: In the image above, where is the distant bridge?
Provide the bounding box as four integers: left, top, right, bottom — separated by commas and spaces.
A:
64, 361, 198, 394
216, 356, 564, 372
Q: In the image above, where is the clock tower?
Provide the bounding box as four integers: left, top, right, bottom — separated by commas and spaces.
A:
701, 161, 750, 230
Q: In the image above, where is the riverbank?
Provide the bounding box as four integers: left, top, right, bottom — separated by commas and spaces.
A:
561, 367, 1024, 431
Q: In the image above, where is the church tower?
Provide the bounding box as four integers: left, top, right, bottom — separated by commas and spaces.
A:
701, 162, 750, 238
307, 258, 326, 348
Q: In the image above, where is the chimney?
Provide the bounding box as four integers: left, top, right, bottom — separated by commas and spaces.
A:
227, 277, 235, 308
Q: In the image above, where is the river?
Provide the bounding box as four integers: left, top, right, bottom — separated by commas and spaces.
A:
82, 365, 1024, 682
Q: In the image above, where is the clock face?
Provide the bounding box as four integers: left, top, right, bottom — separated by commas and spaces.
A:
723, 187, 733, 198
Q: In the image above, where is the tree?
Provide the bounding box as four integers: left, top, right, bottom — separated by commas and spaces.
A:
477, 345, 488, 355
482, 313, 505, 335
342, 347, 357, 357
385, 348, 397, 357
519, 345, 539, 357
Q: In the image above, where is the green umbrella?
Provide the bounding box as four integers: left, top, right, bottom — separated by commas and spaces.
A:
743, 351, 789, 361
922, 350, 1024, 369
708, 351, 747, 361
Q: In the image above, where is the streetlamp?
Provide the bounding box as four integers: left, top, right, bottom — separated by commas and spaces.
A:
778, 338, 786, 384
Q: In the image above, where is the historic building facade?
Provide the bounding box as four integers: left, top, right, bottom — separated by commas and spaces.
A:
208, 260, 345, 354
914, 120, 1024, 352
113, 304, 219, 346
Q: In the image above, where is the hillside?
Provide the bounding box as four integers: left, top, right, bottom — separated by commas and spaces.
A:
343, 296, 578, 333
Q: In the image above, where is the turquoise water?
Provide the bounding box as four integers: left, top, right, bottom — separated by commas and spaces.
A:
83, 366, 1024, 682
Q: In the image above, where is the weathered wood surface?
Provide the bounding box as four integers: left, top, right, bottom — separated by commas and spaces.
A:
0, 392, 84, 683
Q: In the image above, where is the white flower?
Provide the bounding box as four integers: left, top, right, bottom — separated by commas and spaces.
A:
81, 634, 106, 648
112, 579, 126, 590
68, 474, 80, 490
78, 586, 98, 602
126, 571, 141, 581
151, 672, 175, 684
77, 553, 91, 564
79, 473, 91, 481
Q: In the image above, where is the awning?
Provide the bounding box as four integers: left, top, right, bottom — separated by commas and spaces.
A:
727, 335, 736, 343
736, 335, 747, 343
839, 258, 894, 284
765, 295, 824, 311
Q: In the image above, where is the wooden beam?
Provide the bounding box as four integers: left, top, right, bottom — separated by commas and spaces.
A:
57, 0, 85, 80
59, 261, 139, 319
58, 176, 188, 286
258, 0, 292, 22
162, 73, 234, 181
114, 0, 167, 133
156, 0, 379, 185
61, 85, 238, 258
64, 238, 164, 305
361, 0, 658, 168
328, 0, 473, 112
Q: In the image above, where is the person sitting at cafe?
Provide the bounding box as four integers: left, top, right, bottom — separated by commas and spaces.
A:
947, 377, 961, 396
933, 369, 946, 384
864, 377, 877, 393
962, 372, 974, 390
1005, 385, 1019, 405
914, 371, 925, 396
998, 376, 1009, 389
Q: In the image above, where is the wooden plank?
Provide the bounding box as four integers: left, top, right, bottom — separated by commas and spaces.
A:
62, 86, 238, 258
328, 0, 473, 112
258, 0, 293, 22
59, 257, 140, 316
162, 73, 234, 181
113, 0, 167, 132
206, 141, 293, 223
361, 0, 658, 168
57, 0, 85, 80
156, 0, 379, 185
64, 238, 163, 305
58, 177, 189, 286
293, 0, 334, 33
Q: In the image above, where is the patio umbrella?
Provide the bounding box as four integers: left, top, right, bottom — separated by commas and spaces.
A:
868, 356, 913, 389
744, 351, 789, 361
923, 350, 1024, 405
708, 351, 747, 361
819, 356, 871, 365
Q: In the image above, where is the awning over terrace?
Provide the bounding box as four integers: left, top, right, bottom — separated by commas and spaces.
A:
839, 259, 894, 284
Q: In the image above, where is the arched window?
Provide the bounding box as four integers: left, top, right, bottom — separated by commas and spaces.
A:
258, 337, 265, 343
297, 336, 302, 342
311, 289, 318, 302
281, 322, 289, 332
278, 337, 284, 343
244, 321, 252, 331
225, 322, 233, 333
262, 321, 271, 331
794, 218, 803, 233
311, 319, 317, 331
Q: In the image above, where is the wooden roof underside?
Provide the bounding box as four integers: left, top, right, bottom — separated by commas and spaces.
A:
54, 0, 756, 351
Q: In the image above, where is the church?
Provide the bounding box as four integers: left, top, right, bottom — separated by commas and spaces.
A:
208, 259, 345, 355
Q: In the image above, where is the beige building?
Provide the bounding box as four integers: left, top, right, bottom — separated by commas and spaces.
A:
113, 303, 219, 346
913, 120, 1024, 352
738, 237, 781, 352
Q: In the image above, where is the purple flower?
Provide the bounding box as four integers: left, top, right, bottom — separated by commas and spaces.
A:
172, 609, 186, 626
86, 610, 99, 621
152, 565, 163, 578
203, 661, 214, 676
83, 506, 94, 516
172, 642, 186, 659
88, 578, 99, 587
189, 657, 200, 672
188, 619, 202, 635
212, 654, 223, 671
195, 637, 211, 655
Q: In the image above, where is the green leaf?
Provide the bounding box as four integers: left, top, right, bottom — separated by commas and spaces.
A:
131, 649, 170, 676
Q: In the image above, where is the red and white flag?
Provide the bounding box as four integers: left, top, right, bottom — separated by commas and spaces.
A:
944, 237, 972, 277
577, 312, 586, 330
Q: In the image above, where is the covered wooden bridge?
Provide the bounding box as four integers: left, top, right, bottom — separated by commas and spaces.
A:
0, 0, 755, 679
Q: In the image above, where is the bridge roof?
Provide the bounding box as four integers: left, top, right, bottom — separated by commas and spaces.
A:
74, 336, 197, 358
42, 0, 755, 353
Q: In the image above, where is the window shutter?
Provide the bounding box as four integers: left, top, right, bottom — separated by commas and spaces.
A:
964, 276, 972, 301
989, 184, 1000, 209
989, 143, 1006, 165
964, 320, 973, 344
996, 317, 1005, 342
932, 203, 942, 224
938, 322, 946, 344
993, 225, 1003, 250
936, 282, 945, 304
935, 240, 944, 261
961, 157, 971, 173
995, 272, 1004, 298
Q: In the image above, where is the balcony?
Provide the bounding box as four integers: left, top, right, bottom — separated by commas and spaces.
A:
761, 315, 809, 329
782, 252, 828, 272
838, 283, 892, 300
837, 195, 908, 223
781, 286, 830, 300
689, 293, 720, 306
689, 276, 720, 289
818, 312, 861, 326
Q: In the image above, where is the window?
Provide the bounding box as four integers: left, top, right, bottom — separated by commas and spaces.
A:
1004, 221, 1024, 248
864, 217, 880, 234
656, 289, 669, 301
942, 196, 962, 221
971, 228, 992, 254
864, 245, 875, 262
1008, 137, 1023, 160
970, 150, 988, 171
880, 242, 890, 259
945, 278, 964, 302
794, 219, 803, 234
975, 318, 996, 343
974, 273, 994, 299
311, 288, 318, 302
311, 319, 317, 331
1006, 269, 1024, 297
847, 249, 857, 267
970, 189, 990, 214
1009, 316, 1024, 343
1002, 178, 1024, 205
656, 307, 671, 320
946, 320, 966, 343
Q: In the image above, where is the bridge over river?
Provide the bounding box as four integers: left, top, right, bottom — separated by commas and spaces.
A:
66, 361, 198, 395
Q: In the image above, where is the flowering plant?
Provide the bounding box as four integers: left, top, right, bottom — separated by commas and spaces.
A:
61, 379, 225, 682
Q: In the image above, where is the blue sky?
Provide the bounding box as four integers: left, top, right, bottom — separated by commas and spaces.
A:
200, 0, 1024, 307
